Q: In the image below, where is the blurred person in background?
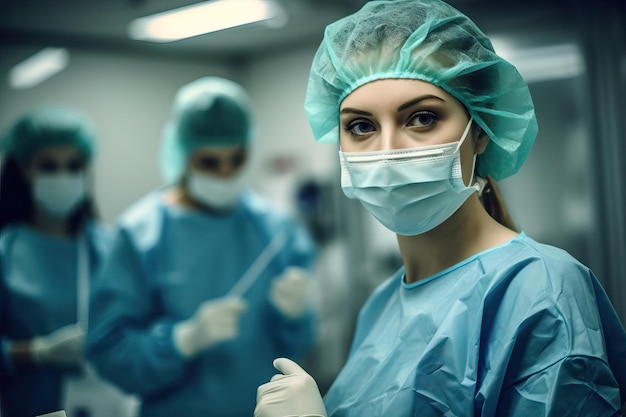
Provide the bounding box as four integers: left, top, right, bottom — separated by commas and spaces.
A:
85, 76, 317, 417
0, 106, 134, 417
254, 1, 626, 416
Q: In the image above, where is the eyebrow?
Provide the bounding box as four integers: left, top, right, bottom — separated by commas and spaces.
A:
340, 94, 446, 116
340, 108, 372, 116
397, 95, 445, 112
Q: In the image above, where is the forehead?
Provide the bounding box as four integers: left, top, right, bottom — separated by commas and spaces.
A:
30, 145, 84, 162
340, 78, 462, 111
190, 145, 245, 159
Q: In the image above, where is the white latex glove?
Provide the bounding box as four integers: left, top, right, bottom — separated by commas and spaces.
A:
173, 297, 246, 358
255, 358, 327, 417
31, 324, 85, 367
270, 267, 311, 319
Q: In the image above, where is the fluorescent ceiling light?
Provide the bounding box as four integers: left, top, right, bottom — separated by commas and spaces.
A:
128, 0, 286, 43
8, 48, 69, 89
489, 39, 585, 83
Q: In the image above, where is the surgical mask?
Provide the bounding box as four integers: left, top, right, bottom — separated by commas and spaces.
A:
339, 117, 480, 236
187, 170, 246, 210
33, 173, 87, 219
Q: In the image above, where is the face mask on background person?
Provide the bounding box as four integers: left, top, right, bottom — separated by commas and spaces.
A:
187, 169, 247, 210
339, 117, 481, 236
33, 173, 87, 219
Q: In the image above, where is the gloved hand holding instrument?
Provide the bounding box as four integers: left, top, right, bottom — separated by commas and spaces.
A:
174, 230, 311, 358
173, 297, 247, 358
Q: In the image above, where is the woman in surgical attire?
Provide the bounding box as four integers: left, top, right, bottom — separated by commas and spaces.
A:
254, 1, 626, 416
0, 106, 129, 417
85, 76, 317, 417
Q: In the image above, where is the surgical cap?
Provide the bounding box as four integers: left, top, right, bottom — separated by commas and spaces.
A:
305, 0, 538, 180
160, 76, 253, 184
2, 106, 96, 165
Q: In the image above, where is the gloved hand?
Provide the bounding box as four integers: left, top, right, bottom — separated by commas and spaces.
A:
269, 267, 312, 319
173, 297, 247, 358
30, 324, 85, 367
255, 357, 327, 417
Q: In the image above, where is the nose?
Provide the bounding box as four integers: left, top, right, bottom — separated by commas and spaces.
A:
378, 125, 409, 151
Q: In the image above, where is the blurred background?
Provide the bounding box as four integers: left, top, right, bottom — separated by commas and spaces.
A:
1, 0, 625, 402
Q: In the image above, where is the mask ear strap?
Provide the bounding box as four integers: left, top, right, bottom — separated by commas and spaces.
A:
458, 116, 477, 188
455, 116, 474, 153
463, 152, 479, 188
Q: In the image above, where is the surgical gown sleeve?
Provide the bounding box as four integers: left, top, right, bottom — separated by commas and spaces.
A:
86, 227, 189, 396
476, 252, 626, 416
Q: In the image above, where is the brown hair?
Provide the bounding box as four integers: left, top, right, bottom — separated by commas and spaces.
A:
480, 176, 518, 232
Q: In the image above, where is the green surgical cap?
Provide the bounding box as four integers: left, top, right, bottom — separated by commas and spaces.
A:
2, 105, 96, 165
305, 0, 538, 180
160, 76, 253, 184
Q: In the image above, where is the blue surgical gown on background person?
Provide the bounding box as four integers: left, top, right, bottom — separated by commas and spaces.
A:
85, 190, 317, 417
324, 232, 626, 417
0, 223, 111, 417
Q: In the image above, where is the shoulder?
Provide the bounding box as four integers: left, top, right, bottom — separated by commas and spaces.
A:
482, 233, 593, 296
117, 191, 167, 236
118, 191, 165, 228
481, 234, 612, 355
85, 221, 115, 255
0, 224, 21, 245
109, 191, 168, 253
240, 191, 289, 220
240, 191, 305, 232
0, 224, 29, 253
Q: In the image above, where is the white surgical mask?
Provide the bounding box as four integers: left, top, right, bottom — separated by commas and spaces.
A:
339, 117, 480, 236
187, 170, 247, 210
33, 173, 87, 219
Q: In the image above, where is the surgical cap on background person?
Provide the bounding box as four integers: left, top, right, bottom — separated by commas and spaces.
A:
160, 76, 253, 184
1, 106, 96, 165
305, 0, 538, 181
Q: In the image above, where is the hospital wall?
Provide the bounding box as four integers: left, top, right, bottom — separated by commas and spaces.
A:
0, 46, 244, 220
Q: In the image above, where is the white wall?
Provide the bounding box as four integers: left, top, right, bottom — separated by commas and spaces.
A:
0, 46, 242, 222
0, 45, 338, 222
240, 46, 340, 215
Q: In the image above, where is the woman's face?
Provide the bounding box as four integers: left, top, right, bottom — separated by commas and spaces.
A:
339, 79, 488, 184
25, 145, 87, 181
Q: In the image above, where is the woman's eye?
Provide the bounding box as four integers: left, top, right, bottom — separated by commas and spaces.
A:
35, 159, 59, 173
345, 120, 375, 136
409, 111, 438, 128
67, 159, 86, 173
198, 157, 220, 170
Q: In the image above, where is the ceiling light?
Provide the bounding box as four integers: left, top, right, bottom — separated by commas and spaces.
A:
128, 0, 286, 43
8, 48, 69, 89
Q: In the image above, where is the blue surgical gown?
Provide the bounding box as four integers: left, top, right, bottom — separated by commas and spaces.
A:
85, 190, 317, 417
0, 223, 111, 417
324, 232, 626, 416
